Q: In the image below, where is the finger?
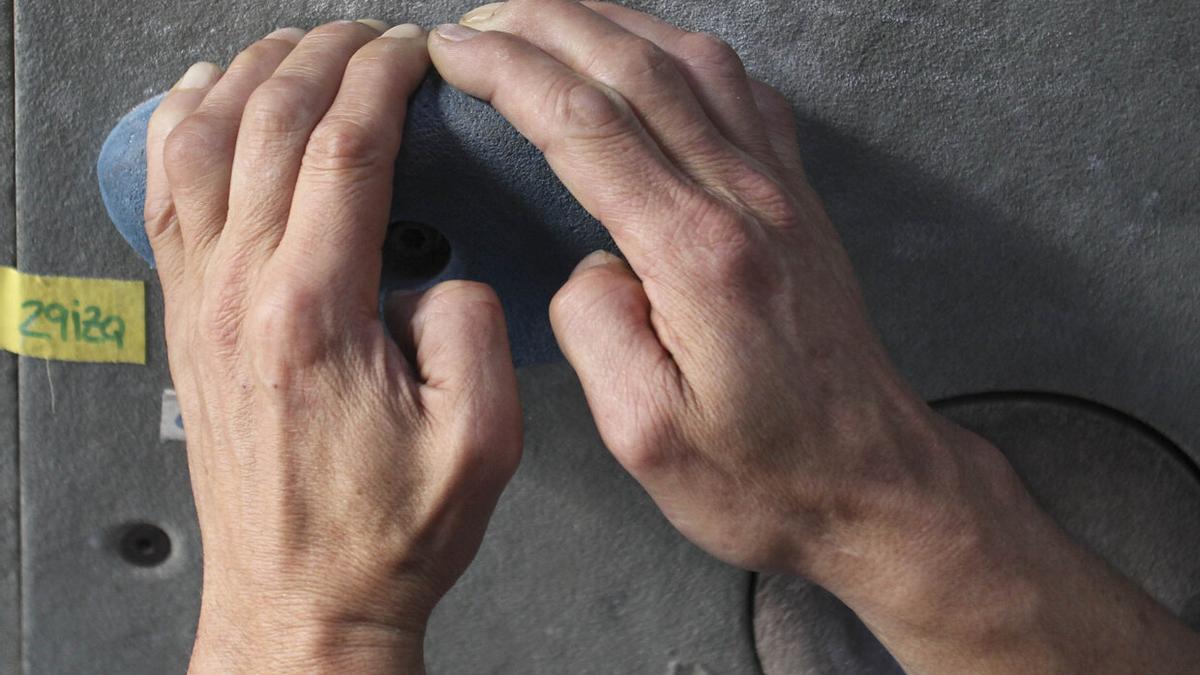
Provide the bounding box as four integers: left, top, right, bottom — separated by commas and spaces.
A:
548, 251, 682, 464
161, 28, 303, 264
459, 0, 747, 187
270, 24, 431, 308
145, 62, 223, 293
748, 79, 806, 178
580, 2, 781, 173
384, 281, 520, 446
217, 20, 390, 269
428, 24, 708, 273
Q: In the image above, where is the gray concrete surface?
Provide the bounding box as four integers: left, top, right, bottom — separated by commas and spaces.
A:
6, 0, 1200, 673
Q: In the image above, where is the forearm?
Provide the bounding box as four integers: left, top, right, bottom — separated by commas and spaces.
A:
815, 420, 1200, 674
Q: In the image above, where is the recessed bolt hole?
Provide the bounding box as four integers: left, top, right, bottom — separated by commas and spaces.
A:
118, 522, 171, 567
383, 221, 451, 285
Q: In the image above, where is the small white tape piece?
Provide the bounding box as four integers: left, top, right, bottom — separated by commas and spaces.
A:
159, 388, 187, 442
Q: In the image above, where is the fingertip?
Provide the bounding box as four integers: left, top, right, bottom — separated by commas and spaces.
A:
431, 23, 482, 43
572, 249, 628, 275
263, 27, 307, 43
172, 61, 223, 91
356, 19, 390, 33
383, 23, 426, 39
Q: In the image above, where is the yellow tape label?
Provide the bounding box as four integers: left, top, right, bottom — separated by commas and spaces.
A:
0, 266, 145, 364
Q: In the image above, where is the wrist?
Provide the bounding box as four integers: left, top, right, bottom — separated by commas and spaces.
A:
190, 594, 428, 674
802, 412, 1200, 673
798, 407, 1047, 633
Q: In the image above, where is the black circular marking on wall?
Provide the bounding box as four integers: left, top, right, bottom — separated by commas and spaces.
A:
117, 522, 172, 568
751, 392, 1200, 674
382, 220, 452, 286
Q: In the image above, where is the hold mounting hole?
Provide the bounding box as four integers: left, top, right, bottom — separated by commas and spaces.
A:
383, 221, 451, 286
117, 522, 172, 567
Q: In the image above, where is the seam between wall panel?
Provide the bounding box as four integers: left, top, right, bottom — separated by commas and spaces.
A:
9, 0, 20, 672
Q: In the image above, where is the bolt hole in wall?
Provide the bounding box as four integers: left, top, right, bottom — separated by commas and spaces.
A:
382, 220, 453, 289
115, 522, 172, 568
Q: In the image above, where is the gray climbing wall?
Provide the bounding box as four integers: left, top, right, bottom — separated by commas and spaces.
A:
3, 0, 1199, 673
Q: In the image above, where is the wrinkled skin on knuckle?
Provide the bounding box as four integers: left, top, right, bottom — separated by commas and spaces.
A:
243, 77, 316, 136
542, 76, 638, 151
242, 284, 333, 390
594, 376, 685, 476
223, 42, 273, 81
303, 118, 386, 173
143, 201, 177, 242
348, 42, 408, 81
548, 268, 623, 333
423, 281, 505, 329
752, 80, 793, 119
593, 35, 675, 85
657, 196, 775, 293
163, 115, 219, 178
604, 406, 679, 476
722, 163, 802, 228
306, 19, 374, 44
677, 31, 746, 77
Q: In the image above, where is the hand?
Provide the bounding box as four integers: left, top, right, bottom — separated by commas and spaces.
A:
429, 2, 1200, 672
430, 0, 952, 589
144, 22, 521, 673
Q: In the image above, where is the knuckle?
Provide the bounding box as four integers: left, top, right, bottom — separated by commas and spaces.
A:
243, 77, 313, 135
226, 47, 264, 76
751, 79, 793, 117
425, 280, 503, 318
609, 415, 677, 475
605, 36, 674, 81
678, 31, 744, 73
545, 77, 635, 145
675, 197, 764, 282
506, 0, 550, 16
226, 40, 283, 78
618, 443, 668, 475
142, 202, 177, 240
162, 115, 220, 175
347, 41, 401, 73
303, 118, 383, 172
550, 270, 635, 328
732, 166, 800, 227
243, 285, 329, 377
305, 19, 371, 43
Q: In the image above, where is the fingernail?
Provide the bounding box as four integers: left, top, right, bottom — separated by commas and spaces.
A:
461, 2, 505, 26
574, 250, 622, 273
434, 23, 481, 42
264, 27, 306, 42
356, 19, 389, 32
174, 62, 221, 91
383, 23, 425, 39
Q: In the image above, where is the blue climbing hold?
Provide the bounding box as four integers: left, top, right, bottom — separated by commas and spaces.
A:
97, 75, 618, 366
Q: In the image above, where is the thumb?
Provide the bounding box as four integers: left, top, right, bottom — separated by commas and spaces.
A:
550, 250, 682, 465
384, 281, 523, 478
